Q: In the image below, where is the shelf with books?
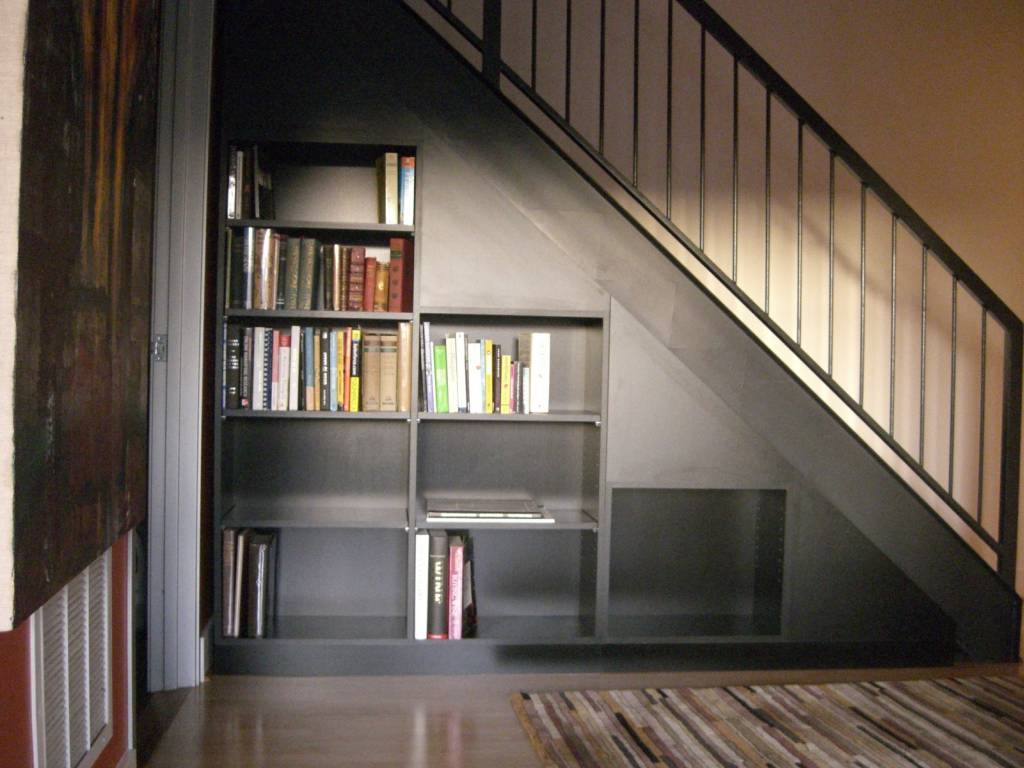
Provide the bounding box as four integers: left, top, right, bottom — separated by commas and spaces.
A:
417, 314, 603, 417
222, 504, 408, 530
412, 529, 597, 642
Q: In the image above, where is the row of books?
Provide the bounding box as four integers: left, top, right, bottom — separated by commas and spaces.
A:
221, 528, 277, 638
414, 531, 477, 640
226, 229, 413, 313
226, 144, 274, 220
419, 326, 551, 414
225, 145, 415, 226
224, 323, 413, 412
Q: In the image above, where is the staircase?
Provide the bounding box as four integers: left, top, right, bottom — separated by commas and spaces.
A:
403, 0, 1023, 656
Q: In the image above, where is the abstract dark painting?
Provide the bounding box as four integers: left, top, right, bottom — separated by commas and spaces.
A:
14, 0, 160, 622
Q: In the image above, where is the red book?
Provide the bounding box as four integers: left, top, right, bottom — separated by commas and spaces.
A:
363, 258, 377, 311
387, 238, 408, 312
347, 247, 366, 311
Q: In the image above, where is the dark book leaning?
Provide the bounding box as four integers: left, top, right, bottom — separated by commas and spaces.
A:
225, 324, 242, 410
427, 531, 449, 639
240, 327, 254, 409
275, 235, 288, 310
245, 531, 276, 638
228, 229, 245, 309
261, 328, 274, 410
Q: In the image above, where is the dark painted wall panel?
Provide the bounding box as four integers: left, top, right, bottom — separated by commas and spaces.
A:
14, 0, 159, 623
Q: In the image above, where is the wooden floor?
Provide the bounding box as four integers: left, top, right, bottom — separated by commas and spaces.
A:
142, 663, 1022, 767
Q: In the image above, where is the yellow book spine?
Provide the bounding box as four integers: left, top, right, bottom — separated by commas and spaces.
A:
500, 354, 512, 414
484, 340, 494, 414
349, 328, 362, 412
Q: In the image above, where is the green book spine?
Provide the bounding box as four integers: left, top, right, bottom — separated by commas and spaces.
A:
432, 344, 449, 414
298, 237, 318, 310
284, 237, 301, 309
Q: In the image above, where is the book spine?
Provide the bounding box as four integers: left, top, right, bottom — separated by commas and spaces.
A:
270, 330, 281, 410
387, 239, 405, 312
322, 244, 334, 311
427, 532, 449, 639
285, 237, 300, 309
340, 247, 350, 312
298, 237, 317, 310
240, 328, 253, 408
419, 321, 431, 413
448, 539, 464, 640
329, 328, 338, 412
362, 258, 377, 312
397, 322, 412, 413
467, 341, 483, 414
484, 340, 494, 414
252, 327, 265, 410
455, 331, 468, 412
318, 329, 330, 410
303, 327, 315, 410
500, 354, 512, 414
444, 335, 459, 414
362, 332, 381, 412
288, 325, 300, 410
380, 332, 398, 412
414, 531, 429, 640
227, 147, 238, 220
262, 328, 274, 409
225, 324, 242, 410
241, 147, 254, 219
530, 332, 550, 414
341, 327, 351, 411
399, 156, 415, 227
232, 529, 248, 638
331, 244, 342, 311
493, 343, 502, 414
523, 365, 531, 414
349, 328, 362, 411
373, 261, 389, 312
378, 152, 399, 225
257, 228, 273, 310
274, 235, 287, 309
347, 247, 365, 311
228, 229, 245, 309
279, 331, 291, 411
221, 528, 236, 637
433, 343, 449, 414
243, 226, 255, 309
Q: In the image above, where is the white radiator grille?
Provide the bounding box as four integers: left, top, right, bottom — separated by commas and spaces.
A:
34, 549, 112, 768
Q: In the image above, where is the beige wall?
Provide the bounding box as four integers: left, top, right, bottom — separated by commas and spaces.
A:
707, 0, 1024, 610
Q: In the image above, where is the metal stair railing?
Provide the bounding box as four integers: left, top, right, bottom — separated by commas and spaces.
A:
403, 0, 1022, 587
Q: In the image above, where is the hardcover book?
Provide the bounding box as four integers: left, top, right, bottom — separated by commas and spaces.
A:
362, 332, 382, 411
414, 531, 429, 640
379, 332, 399, 412
298, 237, 318, 311
397, 322, 412, 413
399, 155, 415, 226
427, 531, 449, 639
448, 536, 465, 640
377, 151, 399, 225
433, 343, 449, 414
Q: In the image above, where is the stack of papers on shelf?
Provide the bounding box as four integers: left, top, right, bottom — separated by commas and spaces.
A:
425, 497, 555, 524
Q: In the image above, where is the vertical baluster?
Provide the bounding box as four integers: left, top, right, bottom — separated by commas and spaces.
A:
977, 308, 987, 521
827, 151, 835, 376
764, 90, 771, 313
889, 214, 898, 435
920, 246, 928, 464
699, 27, 706, 252
531, 0, 538, 90
859, 183, 866, 406
796, 120, 803, 346
599, 0, 606, 154
949, 279, 958, 493
565, 0, 572, 122
731, 57, 739, 282
632, 0, 640, 187
665, 0, 673, 219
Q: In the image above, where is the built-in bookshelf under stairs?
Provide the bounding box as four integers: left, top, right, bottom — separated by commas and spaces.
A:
209, 0, 1020, 673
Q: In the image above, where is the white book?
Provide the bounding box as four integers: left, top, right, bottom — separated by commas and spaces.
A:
426, 340, 435, 413
278, 337, 290, 411
252, 328, 265, 410
414, 531, 429, 640
467, 342, 484, 414
445, 335, 459, 414
288, 324, 300, 411
421, 321, 433, 413
530, 332, 550, 414
243, 226, 254, 309
454, 331, 468, 412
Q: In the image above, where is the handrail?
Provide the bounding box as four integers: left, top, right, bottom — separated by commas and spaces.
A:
404, 0, 1022, 587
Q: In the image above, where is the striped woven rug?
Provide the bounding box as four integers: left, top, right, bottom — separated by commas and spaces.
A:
512, 676, 1024, 767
